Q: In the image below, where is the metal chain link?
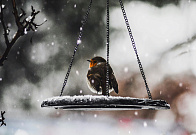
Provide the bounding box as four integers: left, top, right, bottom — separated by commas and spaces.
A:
119, 0, 152, 100
60, 0, 93, 96
106, 0, 110, 96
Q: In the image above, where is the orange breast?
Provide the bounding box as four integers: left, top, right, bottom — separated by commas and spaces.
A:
89, 60, 97, 68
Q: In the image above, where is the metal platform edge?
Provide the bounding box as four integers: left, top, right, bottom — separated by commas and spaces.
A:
41, 95, 170, 110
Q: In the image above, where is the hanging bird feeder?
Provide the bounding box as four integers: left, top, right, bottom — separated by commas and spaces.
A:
41, 0, 170, 110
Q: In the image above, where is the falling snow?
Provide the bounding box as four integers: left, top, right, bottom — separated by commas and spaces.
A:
91, 79, 94, 83
179, 83, 183, 87
124, 67, 128, 73
76, 70, 79, 75
80, 90, 83, 94
134, 111, 138, 116
7, 23, 11, 27
143, 121, 147, 127
31, 56, 35, 60
94, 114, 97, 118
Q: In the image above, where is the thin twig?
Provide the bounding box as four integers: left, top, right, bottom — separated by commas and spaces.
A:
12, 0, 20, 28
0, 111, 6, 127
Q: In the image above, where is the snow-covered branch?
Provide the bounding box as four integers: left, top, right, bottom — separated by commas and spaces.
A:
0, 0, 46, 66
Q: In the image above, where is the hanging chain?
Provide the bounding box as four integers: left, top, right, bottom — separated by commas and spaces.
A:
119, 0, 152, 100
106, 0, 110, 96
60, 0, 93, 96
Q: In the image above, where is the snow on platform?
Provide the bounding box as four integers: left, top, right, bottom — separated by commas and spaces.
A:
41, 95, 170, 110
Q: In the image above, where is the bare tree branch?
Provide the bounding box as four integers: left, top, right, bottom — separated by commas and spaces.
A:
0, 0, 45, 66
0, 1, 10, 46
12, 0, 20, 28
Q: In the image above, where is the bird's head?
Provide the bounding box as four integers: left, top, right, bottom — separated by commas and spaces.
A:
87, 56, 106, 68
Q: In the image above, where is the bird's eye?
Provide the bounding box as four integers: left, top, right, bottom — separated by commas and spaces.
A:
94, 61, 97, 63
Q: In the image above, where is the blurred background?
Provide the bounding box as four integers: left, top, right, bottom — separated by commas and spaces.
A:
0, 0, 196, 134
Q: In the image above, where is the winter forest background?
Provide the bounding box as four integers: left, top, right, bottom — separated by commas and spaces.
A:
1, 0, 196, 134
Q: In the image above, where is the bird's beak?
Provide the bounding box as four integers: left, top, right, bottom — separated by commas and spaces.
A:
87, 60, 91, 62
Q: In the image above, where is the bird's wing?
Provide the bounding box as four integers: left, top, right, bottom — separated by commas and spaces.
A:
87, 72, 102, 92
110, 71, 119, 94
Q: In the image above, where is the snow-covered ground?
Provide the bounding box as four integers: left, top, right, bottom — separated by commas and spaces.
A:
0, 113, 189, 135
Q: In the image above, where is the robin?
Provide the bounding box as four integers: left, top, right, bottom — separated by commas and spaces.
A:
87, 56, 118, 95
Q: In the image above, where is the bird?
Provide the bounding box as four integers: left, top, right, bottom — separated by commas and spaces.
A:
87, 56, 118, 96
